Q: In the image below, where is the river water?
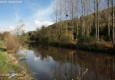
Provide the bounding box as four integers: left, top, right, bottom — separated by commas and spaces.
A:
19, 45, 115, 80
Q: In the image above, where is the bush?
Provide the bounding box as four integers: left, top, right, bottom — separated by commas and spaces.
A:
77, 36, 96, 50
77, 36, 114, 51
60, 32, 73, 42
4, 33, 21, 53
78, 36, 94, 43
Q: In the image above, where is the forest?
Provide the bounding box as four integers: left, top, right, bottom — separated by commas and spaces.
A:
28, 0, 115, 52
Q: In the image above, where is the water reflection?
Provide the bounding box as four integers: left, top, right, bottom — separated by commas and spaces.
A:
25, 45, 115, 80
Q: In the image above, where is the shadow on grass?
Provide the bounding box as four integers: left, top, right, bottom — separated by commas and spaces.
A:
0, 48, 7, 52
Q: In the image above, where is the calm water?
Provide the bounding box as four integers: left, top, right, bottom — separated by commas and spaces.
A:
19, 45, 115, 80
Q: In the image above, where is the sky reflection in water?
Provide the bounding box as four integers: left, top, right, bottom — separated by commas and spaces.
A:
22, 45, 115, 80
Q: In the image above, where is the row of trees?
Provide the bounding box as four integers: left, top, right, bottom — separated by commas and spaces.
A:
28, 0, 115, 49
53, 0, 115, 42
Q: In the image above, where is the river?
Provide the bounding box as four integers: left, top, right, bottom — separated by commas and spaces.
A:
19, 44, 115, 80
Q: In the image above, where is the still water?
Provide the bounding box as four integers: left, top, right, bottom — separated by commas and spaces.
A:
20, 45, 115, 80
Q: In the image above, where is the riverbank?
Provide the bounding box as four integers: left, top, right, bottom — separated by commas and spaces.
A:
30, 40, 115, 53
0, 40, 31, 80
76, 40, 115, 53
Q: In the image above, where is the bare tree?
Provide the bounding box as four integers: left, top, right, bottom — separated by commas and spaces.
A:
81, 0, 89, 36
75, 0, 80, 39
111, 0, 114, 45
96, 0, 100, 40
53, 1, 59, 25
63, 0, 69, 37
81, 0, 85, 36
85, 0, 92, 37
94, 0, 101, 40
53, 0, 63, 41
94, 0, 97, 39
68, 0, 75, 40
58, 0, 64, 41
107, 0, 111, 40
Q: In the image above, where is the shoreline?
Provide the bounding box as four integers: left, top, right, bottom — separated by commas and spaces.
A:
29, 41, 115, 54
0, 40, 31, 80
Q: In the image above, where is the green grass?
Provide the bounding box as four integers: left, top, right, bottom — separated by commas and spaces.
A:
0, 40, 30, 80
0, 40, 6, 51
0, 40, 4, 45
0, 40, 20, 73
0, 52, 7, 64
0, 51, 22, 75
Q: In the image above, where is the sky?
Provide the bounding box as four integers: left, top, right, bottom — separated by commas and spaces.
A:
0, 0, 55, 32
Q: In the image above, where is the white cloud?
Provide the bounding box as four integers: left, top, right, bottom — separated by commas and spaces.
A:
0, 0, 55, 32
8, 26, 28, 33
35, 20, 54, 28
9, 26, 15, 30
0, 29, 5, 33
23, 0, 55, 31
0, 23, 15, 32
34, 7, 52, 21
33, 0, 55, 23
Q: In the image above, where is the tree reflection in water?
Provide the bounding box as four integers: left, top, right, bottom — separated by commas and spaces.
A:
27, 44, 115, 80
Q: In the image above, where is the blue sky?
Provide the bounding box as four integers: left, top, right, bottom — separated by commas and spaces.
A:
0, 0, 55, 32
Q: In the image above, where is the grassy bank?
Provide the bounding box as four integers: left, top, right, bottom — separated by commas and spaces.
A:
0, 40, 30, 80
77, 41, 114, 53
76, 36, 115, 53
30, 39, 115, 53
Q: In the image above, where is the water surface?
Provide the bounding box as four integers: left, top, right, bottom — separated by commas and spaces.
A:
20, 45, 115, 80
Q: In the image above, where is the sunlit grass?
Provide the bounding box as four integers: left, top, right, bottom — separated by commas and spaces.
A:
0, 40, 4, 45
0, 40, 31, 80
0, 40, 24, 79
0, 51, 21, 73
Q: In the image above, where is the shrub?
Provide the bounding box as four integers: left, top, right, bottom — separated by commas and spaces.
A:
77, 36, 96, 50
77, 36, 114, 51
4, 33, 21, 53
4, 20, 27, 53
78, 36, 94, 43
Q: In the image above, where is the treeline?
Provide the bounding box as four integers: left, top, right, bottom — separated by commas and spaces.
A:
28, 0, 115, 51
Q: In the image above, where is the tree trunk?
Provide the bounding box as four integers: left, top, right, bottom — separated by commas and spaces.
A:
81, 0, 84, 36
112, 0, 115, 45
83, 0, 86, 36
107, 0, 110, 40
65, 0, 68, 37
94, 0, 97, 39
77, 23, 78, 39
97, 0, 99, 41
71, 0, 74, 40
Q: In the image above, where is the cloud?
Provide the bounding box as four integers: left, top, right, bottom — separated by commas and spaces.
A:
33, 0, 56, 21
24, 0, 38, 11
0, 29, 5, 33
9, 26, 15, 30
0, 0, 55, 32
8, 26, 28, 33
23, 0, 55, 30
35, 20, 54, 28
34, 7, 52, 21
